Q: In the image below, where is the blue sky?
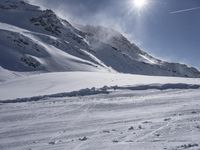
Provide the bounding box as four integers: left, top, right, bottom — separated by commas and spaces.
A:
31, 0, 200, 69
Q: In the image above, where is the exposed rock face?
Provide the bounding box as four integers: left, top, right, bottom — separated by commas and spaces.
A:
31, 9, 62, 35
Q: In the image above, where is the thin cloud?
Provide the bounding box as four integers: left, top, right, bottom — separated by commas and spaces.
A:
170, 6, 200, 14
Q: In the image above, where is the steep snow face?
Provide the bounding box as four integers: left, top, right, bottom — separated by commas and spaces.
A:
79, 25, 200, 77
0, 0, 199, 78
0, 0, 112, 74
0, 22, 110, 73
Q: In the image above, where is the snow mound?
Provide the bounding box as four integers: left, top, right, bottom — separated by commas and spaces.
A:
1, 83, 200, 103
0, 72, 200, 101
113, 84, 200, 91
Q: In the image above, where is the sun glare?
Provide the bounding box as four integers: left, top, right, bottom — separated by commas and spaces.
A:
133, 0, 148, 9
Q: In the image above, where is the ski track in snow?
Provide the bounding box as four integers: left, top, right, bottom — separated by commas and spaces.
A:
1, 88, 200, 150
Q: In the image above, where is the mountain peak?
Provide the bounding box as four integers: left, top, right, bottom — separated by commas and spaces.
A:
30, 9, 63, 35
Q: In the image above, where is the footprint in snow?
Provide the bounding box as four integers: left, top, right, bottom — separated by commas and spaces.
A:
154, 133, 160, 137
48, 140, 62, 145
102, 130, 110, 133
142, 121, 152, 124
191, 111, 197, 114
112, 140, 119, 143
164, 118, 171, 121
128, 126, 134, 131
138, 125, 143, 129
49, 141, 57, 145
125, 140, 134, 143
175, 143, 199, 149
196, 125, 200, 129
78, 136, 88, 141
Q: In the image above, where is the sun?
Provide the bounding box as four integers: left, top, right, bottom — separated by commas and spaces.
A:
133, 0, 148, 9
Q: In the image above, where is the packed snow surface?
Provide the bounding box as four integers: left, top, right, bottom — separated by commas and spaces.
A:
1, 81, 200, 150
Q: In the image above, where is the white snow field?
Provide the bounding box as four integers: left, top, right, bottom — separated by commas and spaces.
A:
0, 72, 200, 100
0, 72, 200, 150
0, 77, 200, 150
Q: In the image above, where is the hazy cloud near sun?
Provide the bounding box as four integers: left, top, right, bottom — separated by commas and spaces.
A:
27, 0, 139, 42
28, 0, 119, 25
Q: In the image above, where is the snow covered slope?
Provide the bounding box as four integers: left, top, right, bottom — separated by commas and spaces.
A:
0, 0, 111, 75
79, 25, 200, 77
0, 66, 23, 82
0, 71, 200, 100
0, 0, 199, 79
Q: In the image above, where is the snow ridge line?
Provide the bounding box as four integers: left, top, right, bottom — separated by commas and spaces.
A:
114, 83, 200, 91
0, 83, 200, 103
0, 87, 110, 103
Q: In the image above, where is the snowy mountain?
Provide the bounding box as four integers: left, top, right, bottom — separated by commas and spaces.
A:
79, 25, 200, 77
0, 0, 111, 74
1, 1, 200, 150
0, 0, 199, 80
